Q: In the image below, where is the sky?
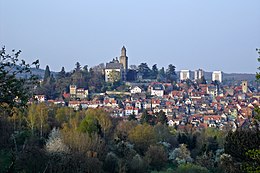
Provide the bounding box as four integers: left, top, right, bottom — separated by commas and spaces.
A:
1, 0, 260, 73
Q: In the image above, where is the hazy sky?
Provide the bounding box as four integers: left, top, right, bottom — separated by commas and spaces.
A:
1, 0, 260, 73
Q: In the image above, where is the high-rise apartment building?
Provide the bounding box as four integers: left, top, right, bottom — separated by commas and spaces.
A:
194, 69, 204, 80
212, 71, 222, 82
180, 70, 190, 81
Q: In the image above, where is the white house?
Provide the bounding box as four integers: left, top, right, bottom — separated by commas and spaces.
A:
130, 86, 142, 94
151, 84, 164, 97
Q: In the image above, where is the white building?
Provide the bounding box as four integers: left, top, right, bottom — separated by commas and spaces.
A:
130, 86, 142, 94
180, 70, 190, 81
105, 58, 123, 82
151, 84, 165, 97
212, 71, 222, 82
194, 69, 204, 80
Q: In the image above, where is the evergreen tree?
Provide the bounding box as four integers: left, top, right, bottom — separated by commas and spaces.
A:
157, 110, 168, 125
57, 67, 66, 79
43, 65, 51, 83
152, 64, 159, 79
166, 64, 177, 83
75, 62, 81, 72
158, 67, 166, 82
138, 63, 151, 79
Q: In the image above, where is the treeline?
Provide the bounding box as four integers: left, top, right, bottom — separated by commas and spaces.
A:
1, 103, 260, 172
34, 62, 179, 99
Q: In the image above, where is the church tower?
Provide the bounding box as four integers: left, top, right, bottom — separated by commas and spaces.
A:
120, 46, 128, 70
242, 80, 248, 93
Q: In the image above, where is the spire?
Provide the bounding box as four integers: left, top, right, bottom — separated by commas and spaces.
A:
121, 46, 126, 56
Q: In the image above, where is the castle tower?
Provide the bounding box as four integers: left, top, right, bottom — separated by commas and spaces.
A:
242, 80, 248, 93
120, 46, 128, 70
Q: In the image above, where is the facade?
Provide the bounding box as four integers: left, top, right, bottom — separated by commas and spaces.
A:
212, 71, 222, 82
105, 58, 123, 82
180, 70, 190, 81
105, 46, 129, 82
242, 80, 248, 93
194, 69, 204, 80
69, 85, 88, 99
130, 86, 142, 94
70, 85, 77, 97
151, 84, 165, 97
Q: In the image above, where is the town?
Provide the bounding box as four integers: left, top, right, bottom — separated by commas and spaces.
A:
33, 46, 258, 131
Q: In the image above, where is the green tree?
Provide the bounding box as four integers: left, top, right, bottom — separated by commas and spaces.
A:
157, 110, 168, 125
145, 145, 168, 170
158, 67, 166, 82
138, 63, 151, 79
176, 163, 209, 173
224, 129, 260, 163
166, 64, 177, 83
128, 124, 156, 154
0, 47, 39, 112
152, 64, 159, 79
43, 65, 51, 83
78, 115, 101, 136
140, 110, 155, 125
128, 113, 137, 121
109, 70, 121, 83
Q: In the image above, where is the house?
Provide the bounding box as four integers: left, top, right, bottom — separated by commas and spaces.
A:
124, 106, 139, 116
130, 86, 142, 94
151, 83, 165, 97
34, 95, 46, 102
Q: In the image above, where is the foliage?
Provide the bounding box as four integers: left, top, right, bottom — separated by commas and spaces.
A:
0, 47, 39, 112
175, 163, 209, 173
45, 128, 69, 154
156, 110, 168, 125
224, 128, 260, 162
166, 64, 177, 83
169, 144, 193, 165
129, 124, 157, 154
145, 145, 168, 171
244, 149, 260, 173
78, 115, 101, 135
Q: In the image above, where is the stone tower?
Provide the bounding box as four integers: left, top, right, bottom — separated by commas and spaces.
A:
242, 80, 248, 93
120, 46, 128, 70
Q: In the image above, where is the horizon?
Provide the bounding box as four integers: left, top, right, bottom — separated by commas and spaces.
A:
1, 1, 260, 73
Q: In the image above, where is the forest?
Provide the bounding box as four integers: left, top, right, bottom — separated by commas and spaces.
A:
0, 48, 260, 173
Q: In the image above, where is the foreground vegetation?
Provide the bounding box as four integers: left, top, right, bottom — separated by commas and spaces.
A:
1, 104, 260, 173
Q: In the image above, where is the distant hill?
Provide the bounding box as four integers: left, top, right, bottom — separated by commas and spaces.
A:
20, 68, 57, 79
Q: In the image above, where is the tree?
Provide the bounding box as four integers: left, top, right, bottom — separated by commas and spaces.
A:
156, 110, 168, 125
78, 115, 101, 136
75, 62, 81, 72
152, 64, 159, 79
56, 66, 66, 79
138, 63, 151, 79
158, 67, 166, 82
43, 65, 51, 84
166, 64, 177, 83
169, 144, 193, 165
109, 70, 121, 83
45, 128, 69, 154
224, 129, 260, 163
0, 47, 39, 112
128, 124, 156, 154
256, 48, 260, 81
140, 110, 155, 125
176, 163, 209, 173
128, 113, 137, 121
26, 103, 38, 135
144, 145, 168, 170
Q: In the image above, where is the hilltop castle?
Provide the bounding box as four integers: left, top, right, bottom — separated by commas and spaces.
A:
105, 46, 128, 82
